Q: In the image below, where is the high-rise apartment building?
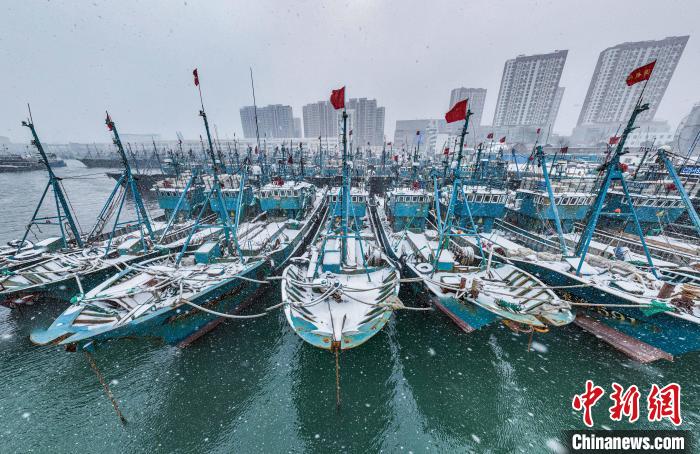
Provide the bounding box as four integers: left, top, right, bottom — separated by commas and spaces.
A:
302, 97, 385, 145
577, 36, 689, 126
302, 101, 339, 139
240, 104, 295, 139
346, 98, 385, 146
493, 50, 568, 128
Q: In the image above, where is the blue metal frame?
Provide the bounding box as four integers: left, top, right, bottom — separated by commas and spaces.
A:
17, 118, 83, 251
658, 146, 700, 235
175, 108, 244, 265
573, 102, 658, 277
86, 114, 154, 255
536, 146, 569, 256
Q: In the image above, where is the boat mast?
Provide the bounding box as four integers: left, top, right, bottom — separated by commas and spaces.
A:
433, 103, 484, 272
573, 100, 657, 277
92, 112, 154, 253
250, 67, 262, 156
299, 142, 305, 179
341, 108, 350, 263
412, 135, 419, 182
536, 145, 569, 255
381, 140, 386, 176
197, 85, 237, 256
18, 107, 83, 249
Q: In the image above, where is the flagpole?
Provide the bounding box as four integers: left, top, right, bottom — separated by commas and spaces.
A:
197, 80, 205, 112
636, 61, 655, 106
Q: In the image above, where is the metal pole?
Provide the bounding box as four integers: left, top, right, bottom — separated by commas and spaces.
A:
537, 146, 569, 255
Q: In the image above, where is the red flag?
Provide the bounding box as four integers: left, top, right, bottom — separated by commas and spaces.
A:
330, 86, 345, 110
536, 128, 541, 134
105, 112, 113, 131
386, 142, 392, 146
443, 147, 450, 155
626, 61, 655, 86
487, 132, 494, 139
609, 136, 620, 145
499, 136, 506, 144
560, 146, 569, 154
193, 68, 199, 87
393, 155, 398, 162
445, 99, 468, 123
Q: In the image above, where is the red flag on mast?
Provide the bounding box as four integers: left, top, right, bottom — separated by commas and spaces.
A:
487, 132, 494, 139
609, 136, 620, 145
105, 112, 113, 131
193, 68, 200, 86
626, 61, 655, 86
499, 136, 506, 144
445, 99, 468, 123
330, 86, 345, 110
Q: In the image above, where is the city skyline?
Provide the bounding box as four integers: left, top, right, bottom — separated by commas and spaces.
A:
0, 0, 697, 144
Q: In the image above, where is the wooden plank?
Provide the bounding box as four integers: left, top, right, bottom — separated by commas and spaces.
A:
574, 313, 674, 363
178, 318, 224, 348
431, 295, 475, 333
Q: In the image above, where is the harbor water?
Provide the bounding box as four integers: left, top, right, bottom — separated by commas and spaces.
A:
0, 162, 698, 453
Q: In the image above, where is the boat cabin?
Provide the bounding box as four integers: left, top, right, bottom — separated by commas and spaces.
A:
386, 187, 432, 231
259, 180, 316, 219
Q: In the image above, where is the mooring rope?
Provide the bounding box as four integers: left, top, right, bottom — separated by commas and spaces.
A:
178, 298, 269, 319
84, 351, 127, 426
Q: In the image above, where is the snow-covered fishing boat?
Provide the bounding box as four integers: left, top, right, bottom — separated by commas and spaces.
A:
374, 102, 573, 333
31, 97, 327, 349
488, 233, 700, 357
281, 97, 400, 351
0, 114, 177, 309
478, 101, 700, 357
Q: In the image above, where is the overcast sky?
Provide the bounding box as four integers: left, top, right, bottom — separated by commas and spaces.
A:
0, 0, 697, 143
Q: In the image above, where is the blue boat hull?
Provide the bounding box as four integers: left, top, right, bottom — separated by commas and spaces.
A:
403, 265, 497, 332
43, 260, 271, 349
511, 258, 700, 356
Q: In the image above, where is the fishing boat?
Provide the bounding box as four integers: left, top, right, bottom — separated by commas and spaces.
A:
0, 114, 177, 309
442, 144, 509, 233
281, 94, 400, 351
31, 80, 327, 349
152, 170, 208, 222
374, 103, 573, 333
0, 153, 44, 172
479, 101, 700, 358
